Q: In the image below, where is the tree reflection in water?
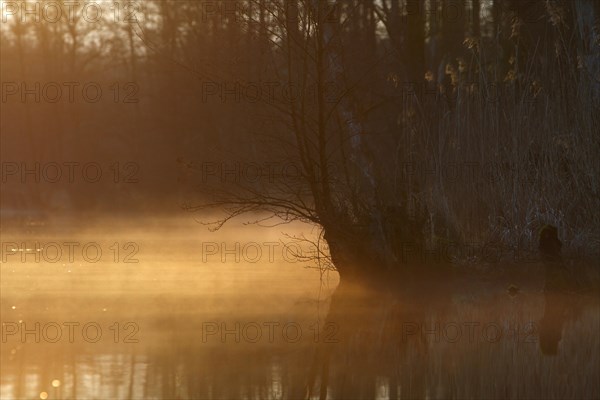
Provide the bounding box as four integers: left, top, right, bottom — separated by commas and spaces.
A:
2, 269, 598, 399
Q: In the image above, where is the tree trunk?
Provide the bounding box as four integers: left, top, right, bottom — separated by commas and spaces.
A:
311, 0, 392, 276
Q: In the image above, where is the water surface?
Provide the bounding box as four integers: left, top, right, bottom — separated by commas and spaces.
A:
1, 216, 598, 399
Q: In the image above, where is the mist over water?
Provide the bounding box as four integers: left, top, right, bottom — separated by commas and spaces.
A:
0, 216, 337, 399
1, 215, 598, 399
2, 0, 600, 398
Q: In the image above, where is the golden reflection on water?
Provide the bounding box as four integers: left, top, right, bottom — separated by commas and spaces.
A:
1, 217, 598, 399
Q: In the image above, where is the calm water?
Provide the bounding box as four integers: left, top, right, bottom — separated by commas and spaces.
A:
1, 216, 598, 399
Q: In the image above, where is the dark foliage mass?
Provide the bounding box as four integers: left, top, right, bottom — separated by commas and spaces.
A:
2, 0, 599, 274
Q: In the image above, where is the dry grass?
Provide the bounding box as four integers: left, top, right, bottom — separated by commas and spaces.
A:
408, 31, 600, 266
